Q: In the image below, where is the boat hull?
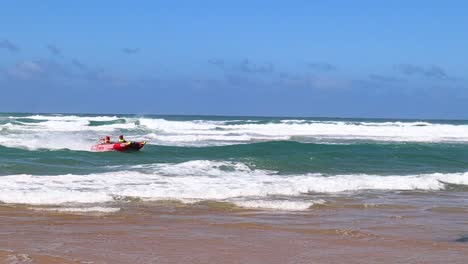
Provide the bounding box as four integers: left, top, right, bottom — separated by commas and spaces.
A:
91, 141, 146, 152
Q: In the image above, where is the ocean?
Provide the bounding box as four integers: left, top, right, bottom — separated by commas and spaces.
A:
1, 112, 467, 211
1, 112, 468, 263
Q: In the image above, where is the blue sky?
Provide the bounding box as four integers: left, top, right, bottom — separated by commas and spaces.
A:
0, 0, 467, 118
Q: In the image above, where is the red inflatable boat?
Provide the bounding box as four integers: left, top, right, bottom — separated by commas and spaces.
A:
91, 141, 146, 152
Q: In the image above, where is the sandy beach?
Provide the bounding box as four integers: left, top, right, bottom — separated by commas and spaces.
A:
1, 201, 466, 264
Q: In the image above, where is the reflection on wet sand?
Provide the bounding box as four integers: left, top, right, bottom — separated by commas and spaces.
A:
1, 201, 467, 264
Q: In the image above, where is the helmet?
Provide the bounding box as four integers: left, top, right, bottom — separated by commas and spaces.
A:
105, 136, 110, 140
119, 135, 124, 139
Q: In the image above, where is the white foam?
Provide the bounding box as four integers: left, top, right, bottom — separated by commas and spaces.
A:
0, 132, 97, 151
135, 117, 468, 144
23, 114, 120, 122
3, 114, 468, 150
0, 161, 467, 210
233, 199, 325, 211
31, 206, 121, 213
143, 119, 468, 148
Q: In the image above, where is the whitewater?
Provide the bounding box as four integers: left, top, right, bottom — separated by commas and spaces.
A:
2, 114, 468, 151
1, 113, 468, 211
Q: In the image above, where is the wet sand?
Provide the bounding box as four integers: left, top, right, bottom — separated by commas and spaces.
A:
0, 201, 467, 264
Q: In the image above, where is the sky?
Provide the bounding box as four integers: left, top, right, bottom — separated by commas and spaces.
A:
0, 0, 467, 119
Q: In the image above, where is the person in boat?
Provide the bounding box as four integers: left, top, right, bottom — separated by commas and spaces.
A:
118, 135, 127, 143
100, 136, 111, 144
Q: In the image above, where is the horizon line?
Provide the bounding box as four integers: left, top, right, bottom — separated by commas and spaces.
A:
1, 111, 467, 122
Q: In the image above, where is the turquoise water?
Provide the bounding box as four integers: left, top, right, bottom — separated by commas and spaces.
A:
2, 142, 468, 176
1, 112, 467, 210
